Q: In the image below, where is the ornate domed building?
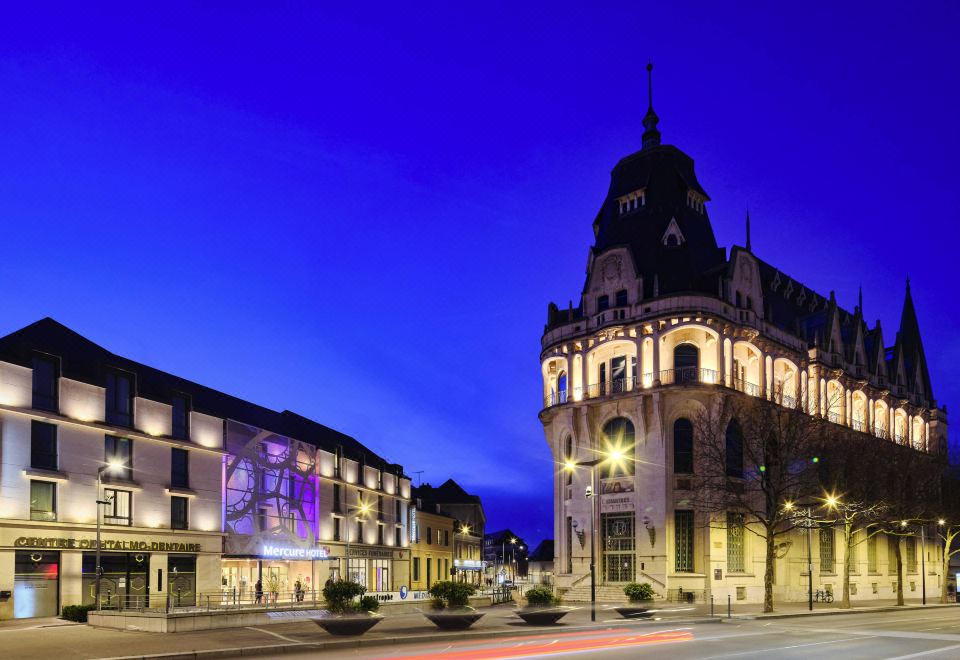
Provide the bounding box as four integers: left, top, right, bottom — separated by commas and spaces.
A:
539, 67, 948, 604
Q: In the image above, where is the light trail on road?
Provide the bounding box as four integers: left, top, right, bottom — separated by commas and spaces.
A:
376, 628, 695, 659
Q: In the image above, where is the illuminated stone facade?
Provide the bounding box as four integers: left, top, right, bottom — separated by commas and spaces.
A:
540, 87, 948, 605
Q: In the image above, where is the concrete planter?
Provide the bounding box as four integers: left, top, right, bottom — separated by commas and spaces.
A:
516, 607, 572, 625
422, 609, 485, 630
311, 613, 383, 636
614, 600, 655, 618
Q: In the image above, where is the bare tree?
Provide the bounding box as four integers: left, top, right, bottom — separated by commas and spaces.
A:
693, 392, 825, 612
935, 475, 960, 603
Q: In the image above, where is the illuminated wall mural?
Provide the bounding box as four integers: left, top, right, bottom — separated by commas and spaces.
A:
223, 420, 319, 555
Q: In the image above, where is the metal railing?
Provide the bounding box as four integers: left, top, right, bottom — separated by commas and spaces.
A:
659, 367, 718, 386
665, 588, 706, 603
95, 589, 331, 614
732, 377, 760, 397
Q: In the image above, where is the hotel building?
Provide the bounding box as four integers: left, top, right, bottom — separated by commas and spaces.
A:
0, 318, 410, 619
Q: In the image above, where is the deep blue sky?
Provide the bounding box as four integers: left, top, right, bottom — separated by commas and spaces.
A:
1, 3, 958, 549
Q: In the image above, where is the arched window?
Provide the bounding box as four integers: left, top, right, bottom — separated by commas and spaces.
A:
725, 420, 744, 478
601, 418, 635, 478
674, 418, 694, 474
674, 343, 699, 383
557, 372, 567, 404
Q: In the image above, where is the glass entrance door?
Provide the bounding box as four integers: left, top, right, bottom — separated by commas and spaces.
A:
601, 513, 635, 583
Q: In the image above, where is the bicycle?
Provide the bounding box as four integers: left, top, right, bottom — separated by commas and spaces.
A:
813, 589, 834, 603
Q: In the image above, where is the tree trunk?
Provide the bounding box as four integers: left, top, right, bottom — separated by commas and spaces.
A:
894, 538, 904, 606
841, 520, 852, 609
764, 530, 775, 612
942, 547, 950, 604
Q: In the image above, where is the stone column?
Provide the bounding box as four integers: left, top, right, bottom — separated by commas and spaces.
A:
652, 331, 661, 386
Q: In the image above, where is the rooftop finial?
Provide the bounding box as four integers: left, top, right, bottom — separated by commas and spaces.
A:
642, 60, 661, 150
745, 208, 752, 251
858, 285, 863, 313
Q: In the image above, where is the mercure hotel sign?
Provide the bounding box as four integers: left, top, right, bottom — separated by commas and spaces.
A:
14, 537, 202, 552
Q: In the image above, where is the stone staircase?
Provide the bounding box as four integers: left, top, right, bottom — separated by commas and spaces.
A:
561, 584, 628, 603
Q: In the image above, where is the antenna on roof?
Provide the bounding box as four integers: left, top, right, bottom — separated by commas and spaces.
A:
412, 470, 424, 487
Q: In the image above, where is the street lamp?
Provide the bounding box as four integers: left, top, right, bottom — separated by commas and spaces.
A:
563, 446, 629, 622
345, 501, 371, 584
95, 460, 125, 610
783, 493, 837, 612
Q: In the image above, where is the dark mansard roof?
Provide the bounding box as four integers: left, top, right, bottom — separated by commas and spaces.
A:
0, 317, 403, 472
545, 104, 936, 407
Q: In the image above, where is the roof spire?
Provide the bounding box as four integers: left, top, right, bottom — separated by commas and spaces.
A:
745, 209, 752, 251
858, 284, 863, 314
642, 61, 661, 150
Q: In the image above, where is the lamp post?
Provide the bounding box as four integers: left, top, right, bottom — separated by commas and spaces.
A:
95, 461, 123, 610
563, 448, 624, 621
785, 496, 835, 612
345, 502, 371, 584
510, 538, 517, 583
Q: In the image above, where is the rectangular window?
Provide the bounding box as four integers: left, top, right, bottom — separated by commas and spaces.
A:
171, 394, 190, 440
378, 523, 385, 545
615, 289, 628, 307
413, 557, 420, 582
333, 517, 341, 542
819, 525, 835, 573
378, 495, 384, 520
30, 480, 56, 521
675, 510, 694, 572
395, 527, 402, 546
103, 488, 132, 526
105, 371, 134, 427
170, 448, 189, 488
906, 537, 917, 573
104, 435, 133, 480
32, 355, 59, 412
171, 496, 188, 530
426, 527, 432, 545
334, 446, 342, 478
31, 421, 58, 471
597, 295, 609, 313
395, 499, 401, 521
333, 484, 342, 513
444, 529, 450, 546
727, 512, 745, 573
357, 519, 364, 543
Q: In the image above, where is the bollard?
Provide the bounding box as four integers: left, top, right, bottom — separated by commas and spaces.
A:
727, 594, 731, 618
711, 594, 714, 617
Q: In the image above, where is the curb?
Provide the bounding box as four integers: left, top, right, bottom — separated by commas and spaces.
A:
95, 616, 723, 660
726, 602, 960, 621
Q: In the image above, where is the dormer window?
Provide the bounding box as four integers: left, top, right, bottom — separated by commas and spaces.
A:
617, 189, 646, 215
661, 217, 686, 247
687, 190, 706, 213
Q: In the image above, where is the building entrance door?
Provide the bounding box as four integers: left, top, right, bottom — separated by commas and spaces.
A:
14, 551, 59, 618
81, 552, 150, 607
601, 513, 635, 583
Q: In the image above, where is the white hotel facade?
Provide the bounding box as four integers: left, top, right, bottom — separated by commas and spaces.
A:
0, 318, 411, 619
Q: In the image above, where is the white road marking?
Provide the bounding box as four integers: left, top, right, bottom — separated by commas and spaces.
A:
244, 626, 305, 644
700, 635, 872, 658
885, 643, 960, 660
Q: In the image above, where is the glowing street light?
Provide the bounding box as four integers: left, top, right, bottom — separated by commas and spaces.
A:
95, 460, 126, 610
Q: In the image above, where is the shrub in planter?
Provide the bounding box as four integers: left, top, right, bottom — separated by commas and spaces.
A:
424, 581, 484, 630
524, 586, 560, 607
358, 595, 380, 613
623, 582, 656, 602
322, 580, 367, 614
427, 581, 477, 610
615, 582, 657, 619
62, 604, 96, 622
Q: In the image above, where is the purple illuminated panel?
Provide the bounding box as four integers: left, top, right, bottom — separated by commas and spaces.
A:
223, 420, 318, 555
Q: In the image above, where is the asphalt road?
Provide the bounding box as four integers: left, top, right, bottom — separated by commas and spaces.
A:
276, 609, 960, 660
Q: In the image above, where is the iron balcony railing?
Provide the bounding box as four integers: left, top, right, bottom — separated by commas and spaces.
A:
732, 377, 761, 397
659, 367, 718, 386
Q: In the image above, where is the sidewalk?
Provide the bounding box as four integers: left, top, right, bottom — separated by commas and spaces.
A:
0, 599, 956, 660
